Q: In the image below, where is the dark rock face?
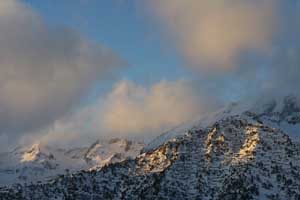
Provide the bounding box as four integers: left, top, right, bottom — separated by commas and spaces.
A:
1, 115, 300, 200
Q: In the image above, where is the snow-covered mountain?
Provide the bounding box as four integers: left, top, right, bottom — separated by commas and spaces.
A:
0, 139, 144, 186
1, 95, 300, 199
145, 94, 300, 151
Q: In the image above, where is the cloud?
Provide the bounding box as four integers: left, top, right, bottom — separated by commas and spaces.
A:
146, 0, 278, 70
265, 47, 300, 94
2, 0, 300, 151
145, 0, 300, 98
0, 0, 124, 143
35, 80, 219, 147
38, 0, 299, 149
102, 80, 218, 137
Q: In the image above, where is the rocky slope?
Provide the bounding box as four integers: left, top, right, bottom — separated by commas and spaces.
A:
1, 95, 300, 200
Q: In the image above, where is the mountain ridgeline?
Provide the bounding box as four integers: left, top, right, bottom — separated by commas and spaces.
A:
0, 139, 144, 187
1, 95, 300, 200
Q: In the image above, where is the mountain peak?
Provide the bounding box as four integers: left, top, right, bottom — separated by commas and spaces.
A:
84, 138, 144, 168
0, 138, 144, 186
20, 143, 41, 162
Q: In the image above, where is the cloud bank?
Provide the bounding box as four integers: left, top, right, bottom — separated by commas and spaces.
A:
146, 0, 300, 97
36, 80, 218, 147
0, 0, 124, 146
102, 80, 217, 137
147, 0, 278, 70
2, 0, 300, 151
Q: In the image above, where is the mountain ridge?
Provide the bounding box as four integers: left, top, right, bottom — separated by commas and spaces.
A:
1, 94, 300, 199
0, 138, 144, 186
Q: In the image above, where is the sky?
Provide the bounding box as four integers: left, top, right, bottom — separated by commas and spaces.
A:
23, 0, 193, 86
0, 0, 299, 151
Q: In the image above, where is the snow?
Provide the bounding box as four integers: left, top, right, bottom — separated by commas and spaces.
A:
0, 138, 144, 186
145, 94, 300, 152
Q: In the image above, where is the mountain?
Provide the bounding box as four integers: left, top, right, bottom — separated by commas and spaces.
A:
1, 95, 300, 200
0, 139, 144, 186
145, 94, 300, 152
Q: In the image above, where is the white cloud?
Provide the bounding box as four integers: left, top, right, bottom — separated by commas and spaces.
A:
102, 80, 216, 136
0, 0, 124, 145
36, 80, 219, 147
146, 0, 278, 70
144, 0, 300, 100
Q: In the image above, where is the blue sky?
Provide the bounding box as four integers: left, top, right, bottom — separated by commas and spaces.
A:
23, 0, 281, 105
21, 0, 262, 104
22, 0, 195, 91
